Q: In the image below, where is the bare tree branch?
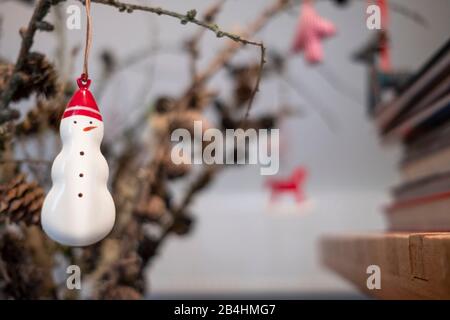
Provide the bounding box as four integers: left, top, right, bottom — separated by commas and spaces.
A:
89, 0, 262, 47
0, 0, 60, 114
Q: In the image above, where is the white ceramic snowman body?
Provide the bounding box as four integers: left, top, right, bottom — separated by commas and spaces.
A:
41, 78, 115, 246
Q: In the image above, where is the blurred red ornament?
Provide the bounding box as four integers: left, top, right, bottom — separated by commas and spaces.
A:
266, 166, 308, 204
291, 0, 336, 64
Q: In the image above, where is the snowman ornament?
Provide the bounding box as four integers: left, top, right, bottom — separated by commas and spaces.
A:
42, 77, 115, 246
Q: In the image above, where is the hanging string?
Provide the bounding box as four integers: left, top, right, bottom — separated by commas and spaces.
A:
82, 0, 92, 82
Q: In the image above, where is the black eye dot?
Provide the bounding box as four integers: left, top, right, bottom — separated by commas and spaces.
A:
80, 151, 84, 156
78, 193, 83, 198
73, 121, 77, 124
89, 121, 93, 124
79, 173, 84, 177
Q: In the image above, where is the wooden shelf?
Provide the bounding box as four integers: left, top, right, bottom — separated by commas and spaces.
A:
320, 232, 450, 299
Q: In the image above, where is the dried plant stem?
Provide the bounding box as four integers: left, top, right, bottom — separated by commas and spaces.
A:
243, 44, 266, 120
1, 0, 269, 125
190, 0, 227, 45
90, 0, 272, 119
186, 0, 227, 80
0, 0, 59, 116
90, 0, 261, 47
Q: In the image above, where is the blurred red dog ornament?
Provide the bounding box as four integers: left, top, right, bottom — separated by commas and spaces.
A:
291, 0, 337, 64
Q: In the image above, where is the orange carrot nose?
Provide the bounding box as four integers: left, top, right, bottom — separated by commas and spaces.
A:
83, 126, 97, 132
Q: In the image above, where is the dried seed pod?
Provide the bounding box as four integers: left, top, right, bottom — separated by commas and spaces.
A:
171, 213, 194, 236
137, 235, 158, 264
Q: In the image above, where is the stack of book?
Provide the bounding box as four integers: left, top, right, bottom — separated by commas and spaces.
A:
377, 39, 450, 231
321, 39, 450, 299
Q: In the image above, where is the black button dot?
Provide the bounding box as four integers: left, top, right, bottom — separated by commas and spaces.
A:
78, 193, 83, 198
79, 173, 84, 177
80, 151, 84, 156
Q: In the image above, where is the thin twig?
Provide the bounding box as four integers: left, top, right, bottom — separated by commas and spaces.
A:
243, 44, 266, 120
89, 0, 262, 47
186, 0, 227, 80
88, 0, 275, 120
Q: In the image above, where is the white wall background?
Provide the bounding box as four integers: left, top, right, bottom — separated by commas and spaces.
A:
2, 0, 449, 297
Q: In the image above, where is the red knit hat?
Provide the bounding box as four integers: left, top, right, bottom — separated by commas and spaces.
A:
62, 76, 102, 121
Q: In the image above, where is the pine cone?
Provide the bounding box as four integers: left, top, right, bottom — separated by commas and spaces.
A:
0, 174, 44, 225
20, 52, 57, 100
1, 52, 57, 103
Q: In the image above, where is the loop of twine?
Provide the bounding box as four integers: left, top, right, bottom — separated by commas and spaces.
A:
83, 0, 92, 80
